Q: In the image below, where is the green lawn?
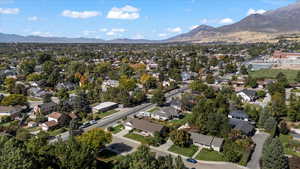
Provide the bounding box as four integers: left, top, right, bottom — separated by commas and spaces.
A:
249, 69, 298, 83
196, 148, 224, 161
168, 145, 198, 157
95, 110, 119, 119
110, 125, 124, 134
124, 133, 154, 145
279, 134, 300, 157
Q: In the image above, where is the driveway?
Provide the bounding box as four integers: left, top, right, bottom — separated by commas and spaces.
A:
247, 131, 270, 169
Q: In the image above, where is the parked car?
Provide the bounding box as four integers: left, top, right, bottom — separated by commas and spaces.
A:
79, 122, 91, 129
89, 120, 97, 125
186, 158, 197, 164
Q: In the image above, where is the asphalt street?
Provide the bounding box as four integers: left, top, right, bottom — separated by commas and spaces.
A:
50, 86, 187, 143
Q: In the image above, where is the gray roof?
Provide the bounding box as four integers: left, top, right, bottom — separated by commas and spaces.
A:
153, 107, 179, 118
229, 110, 249, 119
239, 89, 257, 98
126, 118, 165, 134
211, 137, 224, 148
39, 102, 57, 110
229, 119, 254, 135
0, 106, 23, 114
190, 132, 213, 146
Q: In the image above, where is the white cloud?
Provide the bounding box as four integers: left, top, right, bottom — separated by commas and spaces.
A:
190, 25, 199, 30
167, 27, 182, 33
219, 18, 234, 24
62, 10, 100, 19
106, 28, 126, 36
31, 31, 52, 37
99, 28, 108, 32
107, 5, 140, 20
158, 33, 168, 37
247, 8, 266, 15
28, 16, 38, 21
0, 8, 19, 14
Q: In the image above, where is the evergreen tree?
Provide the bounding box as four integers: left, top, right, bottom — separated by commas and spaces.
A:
261, 138, 288, 169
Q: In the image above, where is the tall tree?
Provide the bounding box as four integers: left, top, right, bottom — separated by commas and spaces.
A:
261, 138, 288, 169
77, 128, 112, 151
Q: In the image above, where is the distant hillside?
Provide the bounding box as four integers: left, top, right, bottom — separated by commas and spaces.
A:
0, 33, 160, 44
169, 1, 300, 43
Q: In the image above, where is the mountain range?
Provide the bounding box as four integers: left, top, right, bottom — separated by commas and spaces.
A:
2, 1, 300, 43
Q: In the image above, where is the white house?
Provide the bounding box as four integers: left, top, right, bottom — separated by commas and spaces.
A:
237, 89, 257, 102
92, 102, 118, 113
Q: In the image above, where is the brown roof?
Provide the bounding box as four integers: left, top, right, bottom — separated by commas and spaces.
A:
0, 106, 23, 113
48, 112, 62, 120
68, 112, 78, 119
126, 118, 165, 134
44, 120, 59, 127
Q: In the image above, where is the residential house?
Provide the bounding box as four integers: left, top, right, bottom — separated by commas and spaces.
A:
189, 132, 224, 152
124, 118, 167, 136
56, 82, 76, 91
228, 110, 249, 121
27, 87, 50, 98
92, 102, 118, 113
211, 137, 224, 152
68, 112, 79, 120
34, 102, 58, 115
0, 106, 25, 118
101, 80, 119, 92
170, 99, 183, 111
229, 119, 255, 136
48, 112, 70, 125
27, 121, 38, 128
40, 121, 59, 131
151, 107, 180, 121
237, 89, 257, 102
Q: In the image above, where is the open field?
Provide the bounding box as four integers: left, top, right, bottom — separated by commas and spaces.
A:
250, 69, 299, 83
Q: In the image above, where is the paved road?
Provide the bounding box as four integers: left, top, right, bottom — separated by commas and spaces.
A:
50, 103, 154, 143
247, 131, 270, 169
50, 87, 188, 143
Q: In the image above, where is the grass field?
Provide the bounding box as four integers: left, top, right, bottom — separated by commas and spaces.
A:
168, 145, 198, 157
124, 133, 153, 145
249, 69, 299, 83
196, 148, 224, 161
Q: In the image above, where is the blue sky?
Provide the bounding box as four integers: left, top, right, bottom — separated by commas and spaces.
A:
0, 0, 297, 40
